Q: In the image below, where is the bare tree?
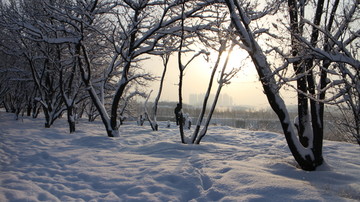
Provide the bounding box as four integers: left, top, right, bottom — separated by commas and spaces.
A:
59, 45, 83, 133
2, 0, 230, 138
194, 42, 240, 144
78, 0, 217, 137
177, 43, 207, 143
308, 1, 359, 145
147, 37, 176, 131
120, 89, 147, 125
190, 8, 232, 143
223, 0, 359, 170
223, 0, 320, 170
0, 0, 91, 129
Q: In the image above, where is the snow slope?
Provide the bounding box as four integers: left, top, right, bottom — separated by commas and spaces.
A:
0, 112, 359, 201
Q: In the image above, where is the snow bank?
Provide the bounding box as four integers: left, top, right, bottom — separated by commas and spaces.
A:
0, 112, 359, 201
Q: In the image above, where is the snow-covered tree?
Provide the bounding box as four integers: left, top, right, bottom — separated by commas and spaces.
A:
0, 53, 34, 120
194, 42, 241, 144
59, 45, 84, 133
78, 0, 217, 137
284, 0, 359, 159
190, 7, 239, 144
146, 37, 177, 131
294, 0, 360, 145
0, 0, 86, 128
175, 0, 224, 143
223, 0, 359, 170
335, 79, 360, 145
0, 11, 40, 118
119, 88, 147, 125
223, 0, 319, 170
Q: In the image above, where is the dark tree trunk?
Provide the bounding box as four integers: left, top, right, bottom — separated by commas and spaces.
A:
110, 8, 140, 136
110, 77, 128, 133
26, 101, 32, 117
306, 0, 325, 166
78, 43, 116, 137
151, 54, 170, 131
288, 0, 310, 147
225, 0, 320, 170
177, 2, 186, 144
67, 106, 76, 133
178, 70, 185, 143
43, 106, 51, 128
195, 85, 222, 144
32, 102, 40, 118
191, 43, 224, 143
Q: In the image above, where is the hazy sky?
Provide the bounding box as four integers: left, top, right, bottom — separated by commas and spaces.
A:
145, 48, 297, 108
142, 1, 299, 109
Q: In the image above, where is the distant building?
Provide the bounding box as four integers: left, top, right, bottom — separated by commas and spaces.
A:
189, 93, 234, 107
189, 94, 199, 106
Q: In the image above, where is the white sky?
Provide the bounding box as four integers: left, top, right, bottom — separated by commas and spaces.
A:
144, 49, 297, 108
142, 0, 301, 108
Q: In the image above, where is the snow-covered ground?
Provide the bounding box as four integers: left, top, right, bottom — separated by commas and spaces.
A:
0, 112, 359, 201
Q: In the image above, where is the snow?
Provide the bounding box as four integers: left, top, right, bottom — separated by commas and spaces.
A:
1, 112, 359, 201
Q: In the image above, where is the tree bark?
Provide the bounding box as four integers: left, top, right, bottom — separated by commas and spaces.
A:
177, 2, 186, 144
151, 54, 170, 131
225, 0, 320, 170
191, 41, 225, 143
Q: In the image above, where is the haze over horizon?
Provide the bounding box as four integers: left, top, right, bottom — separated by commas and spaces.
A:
146, 53, 297, 108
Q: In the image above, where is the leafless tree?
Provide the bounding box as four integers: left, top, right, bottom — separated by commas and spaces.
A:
147, 37, 176, 131
223, 0, 359, 170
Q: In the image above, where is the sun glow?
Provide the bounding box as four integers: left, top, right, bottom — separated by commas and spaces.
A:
223, 47, 258, 83
146, 45, 269, 106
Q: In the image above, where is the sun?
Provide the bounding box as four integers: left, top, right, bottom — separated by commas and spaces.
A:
223, 47, 257, 83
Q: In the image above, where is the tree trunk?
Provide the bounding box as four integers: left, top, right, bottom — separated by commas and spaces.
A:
225, 0, 320, 170
144, 90, 158, 131
177, 2, 186, 144
288, 0, 311, 147
110, 77, 127, 134
151, 54, 170, 131
67, 106, 76, 133
195, 84, 222, 144
32, 101, 40, 118
194, 39, 233, 144
43, 106, 51, 128
110, 8, 139, 136
78, 43, 118, 137
305, 0, 325, 166
191, 42, 225, 143
178, 71, 185, 144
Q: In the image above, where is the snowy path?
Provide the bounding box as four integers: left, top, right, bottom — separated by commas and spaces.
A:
0, 112, 359, 201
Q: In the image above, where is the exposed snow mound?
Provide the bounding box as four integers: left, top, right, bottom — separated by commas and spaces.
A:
0, 112, 359, 201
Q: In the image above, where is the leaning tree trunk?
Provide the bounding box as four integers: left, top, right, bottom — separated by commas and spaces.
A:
144, 91, 158, 131
151, 54, 170, 131
225, 0, 322, 171
195, 83, 222, 144
78, 43, 118, 137
191, 40, 226, 143
193, 40, 235, 144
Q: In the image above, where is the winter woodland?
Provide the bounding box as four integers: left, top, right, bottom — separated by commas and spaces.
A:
0, 0, 359, 174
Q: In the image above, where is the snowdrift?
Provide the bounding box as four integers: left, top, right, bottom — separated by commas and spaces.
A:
0, 112, 359, 201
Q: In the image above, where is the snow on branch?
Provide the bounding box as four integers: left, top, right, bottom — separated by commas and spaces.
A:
301, 19, 353, 57
310, 47, 359, 69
